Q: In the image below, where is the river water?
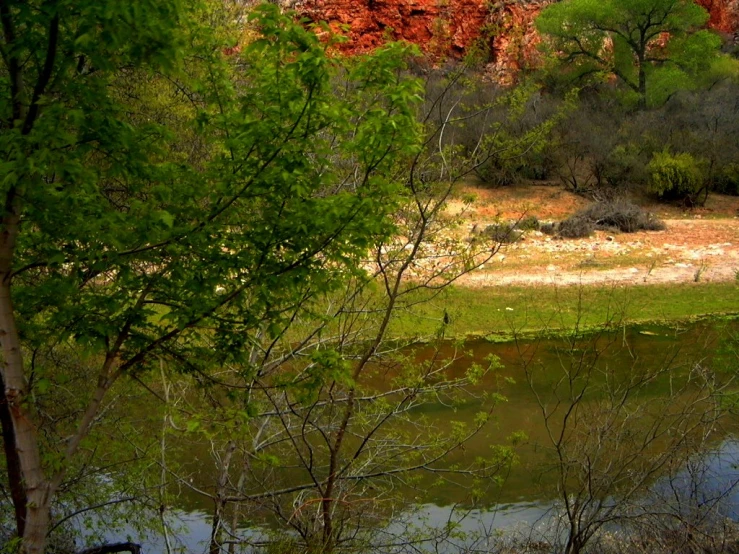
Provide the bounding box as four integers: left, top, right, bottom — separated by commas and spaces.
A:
93, 319, 739, 552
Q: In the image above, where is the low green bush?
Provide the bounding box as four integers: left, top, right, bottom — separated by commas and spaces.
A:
517, 215, 541, 231
713, 163, 739, 196
647, 150, 705, 201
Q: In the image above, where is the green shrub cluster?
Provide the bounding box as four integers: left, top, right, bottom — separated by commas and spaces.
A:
647, 150, 705, 200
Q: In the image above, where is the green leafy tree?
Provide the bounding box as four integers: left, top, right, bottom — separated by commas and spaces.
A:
141, 62, 527, 554
0, 1, 423, 552
535, 0, 733, 107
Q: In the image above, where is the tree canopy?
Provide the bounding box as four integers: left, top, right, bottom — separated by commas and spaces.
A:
0, 1, 425, 551
535, 0, 734, 107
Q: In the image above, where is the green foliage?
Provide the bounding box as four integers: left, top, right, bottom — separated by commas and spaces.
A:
715, 163, 739, 196
647, 150, 705, 199
517, 215, 541, 231
473, 84, 575, 185
0, 0, 427, 547
8, 3, 422, 371
536, 0, 735, 107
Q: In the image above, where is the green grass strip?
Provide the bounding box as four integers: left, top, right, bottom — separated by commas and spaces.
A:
391, 282, 739, 339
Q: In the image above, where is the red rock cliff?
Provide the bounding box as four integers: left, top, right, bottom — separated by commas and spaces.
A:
294, 0, 738, 79
696, 0, 739, 33
298, 0, 490, 56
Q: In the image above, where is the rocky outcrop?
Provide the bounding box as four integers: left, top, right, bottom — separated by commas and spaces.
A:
298, 0, 491, 56
296, 0, 555, 82
696, 0, 739, 34
293, 0, 739, 79
486, 0, 554, 83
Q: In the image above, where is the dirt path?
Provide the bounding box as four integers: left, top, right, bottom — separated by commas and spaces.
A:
450, 185, 739, 288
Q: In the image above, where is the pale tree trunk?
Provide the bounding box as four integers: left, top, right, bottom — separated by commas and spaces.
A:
0, 5, 60, 549
227, 463, 248, 554
0, 204, 54, 554
159, 361, 174, 554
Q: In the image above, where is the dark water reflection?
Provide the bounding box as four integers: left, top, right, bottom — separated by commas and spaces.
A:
405, 319, 738, 506
99, 319, 739, 551
116, 439, 739, 553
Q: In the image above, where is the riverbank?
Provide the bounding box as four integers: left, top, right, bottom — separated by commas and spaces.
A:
390, 184, 739, 338
394, 274, 739, 339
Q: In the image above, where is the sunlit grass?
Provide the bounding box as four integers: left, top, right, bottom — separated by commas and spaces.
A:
391, 282, 739, 338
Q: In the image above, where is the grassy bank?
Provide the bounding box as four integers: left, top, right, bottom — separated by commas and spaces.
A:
391, 282, 739, 339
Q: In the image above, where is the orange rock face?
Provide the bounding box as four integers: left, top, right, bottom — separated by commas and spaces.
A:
486, 1, 555, 83
299, 0, 491, 56
298, 0, 557, 82
696, 0, 739, 34
296, 0, 738, 79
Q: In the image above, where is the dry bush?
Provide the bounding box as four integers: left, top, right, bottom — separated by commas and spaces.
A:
553, 200, 665, 239
557, 215, 595, 238
577, 200, 665, 233
481, 222, 525, 243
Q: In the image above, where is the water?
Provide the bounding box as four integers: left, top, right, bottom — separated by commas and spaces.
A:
92, 436, 739, 553
73, 319, 739, 552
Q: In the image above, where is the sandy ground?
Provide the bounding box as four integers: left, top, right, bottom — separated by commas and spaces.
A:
449, 184, 739, 288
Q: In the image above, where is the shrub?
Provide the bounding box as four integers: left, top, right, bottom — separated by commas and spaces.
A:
517, 215, 541, 231
577, 200, 665, 233
481, 222, 523, 243
540, 222, 558, 235
558, 215, 595, 238
600, 142, 649, 188
515, 150, 558, 181
647, 150, 705, 201
713, 163, 739, 196
555, 200, 665, 239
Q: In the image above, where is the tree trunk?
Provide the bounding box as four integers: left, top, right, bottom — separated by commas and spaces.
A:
637, 61, 647, 109
564, 520, 580, 554
0, 370, 26, 536
0, 203, 53, 554
209, 441, 237, 554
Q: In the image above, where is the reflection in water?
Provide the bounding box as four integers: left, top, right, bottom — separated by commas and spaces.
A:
118, 439, 739, 552
87, 320, 739, 551
642, 439, 739, 525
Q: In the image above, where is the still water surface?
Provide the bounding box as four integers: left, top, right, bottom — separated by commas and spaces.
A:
99, 320, 739, 551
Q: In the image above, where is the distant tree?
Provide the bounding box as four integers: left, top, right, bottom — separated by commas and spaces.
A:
536, 0, 734, 107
